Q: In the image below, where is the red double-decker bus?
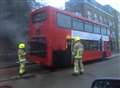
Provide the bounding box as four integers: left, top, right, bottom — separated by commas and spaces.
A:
27, 6, 112, 67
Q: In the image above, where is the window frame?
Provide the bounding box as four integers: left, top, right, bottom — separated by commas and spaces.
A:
57, 12, 72, 29
101, 27, 107, 35
32, 11, 47, 23
93, 24, 101, 34
72, 18, 84, 31
84, 22, 93, 33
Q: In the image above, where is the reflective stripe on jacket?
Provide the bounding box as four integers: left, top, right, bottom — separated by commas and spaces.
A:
72, 42, 83, 59
74, 48, 82, 59
18, 49, 26, 62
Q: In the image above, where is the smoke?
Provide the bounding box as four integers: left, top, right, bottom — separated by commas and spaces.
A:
0, 0, 31, 62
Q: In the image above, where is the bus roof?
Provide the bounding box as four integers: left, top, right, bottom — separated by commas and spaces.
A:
32, 6, 108, 27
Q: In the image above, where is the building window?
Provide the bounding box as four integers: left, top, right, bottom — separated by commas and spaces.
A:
112, 21, 114, 26
104, 18, 107, 25
94, 24, 101, 34
118, 16, 120, 22
72, 18, 83, 31
87, 10, 91, 19
103, 18, 107, 24
94, 13, 97, 21
107, 29, 110, 35
105, 27, 109, 35
57, 13, 72, 29
108, 20, 112, 26
75, 12, 81, 16
85, 22, 93, 32
112, 31, 116, 38
101, 27, 107, 35
99, 16, 103, 23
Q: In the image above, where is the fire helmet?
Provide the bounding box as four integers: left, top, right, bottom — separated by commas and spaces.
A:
18, 43, 25, 49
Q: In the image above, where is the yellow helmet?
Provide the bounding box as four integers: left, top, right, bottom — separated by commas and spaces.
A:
73, 36, 80, 41
18, 43, 25, 49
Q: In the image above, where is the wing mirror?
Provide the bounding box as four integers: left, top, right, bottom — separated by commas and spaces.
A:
91, 78, 120, 88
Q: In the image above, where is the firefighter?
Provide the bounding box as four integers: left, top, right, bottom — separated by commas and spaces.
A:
18, 42, 26, 76
72, 37, 84, 75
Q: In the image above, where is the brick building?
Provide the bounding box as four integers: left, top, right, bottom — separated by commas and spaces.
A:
65, 0, 120, 53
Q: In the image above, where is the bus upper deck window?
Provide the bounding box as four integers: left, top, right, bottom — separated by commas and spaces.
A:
32, 12, 47, 23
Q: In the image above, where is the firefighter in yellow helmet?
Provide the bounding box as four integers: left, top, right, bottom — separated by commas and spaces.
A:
72, 36, 84, 75
18, 43, 26, 76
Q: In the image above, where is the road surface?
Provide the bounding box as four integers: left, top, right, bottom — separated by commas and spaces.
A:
0, 56, 120, 88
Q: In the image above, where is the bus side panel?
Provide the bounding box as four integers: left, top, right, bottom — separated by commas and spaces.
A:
83, 50, 102, 62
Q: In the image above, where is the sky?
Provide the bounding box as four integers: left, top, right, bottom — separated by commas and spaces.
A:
36, 0, 120, 12
36, 0, 69, 9
96, 0, 120, 12
45, 0, 69, 9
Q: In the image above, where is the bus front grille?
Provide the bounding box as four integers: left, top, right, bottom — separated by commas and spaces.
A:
29, 37, 47, 57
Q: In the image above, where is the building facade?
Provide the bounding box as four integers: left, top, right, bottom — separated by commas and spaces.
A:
65, 0, 120, 53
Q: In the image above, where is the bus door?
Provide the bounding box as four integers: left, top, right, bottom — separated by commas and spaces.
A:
66, 39, 73, 65
52, 38, 73, 67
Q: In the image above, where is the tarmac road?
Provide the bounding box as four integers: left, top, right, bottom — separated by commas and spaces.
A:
0, 56, 120, 88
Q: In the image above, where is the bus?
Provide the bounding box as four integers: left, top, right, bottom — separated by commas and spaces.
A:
27, 6, 112, 67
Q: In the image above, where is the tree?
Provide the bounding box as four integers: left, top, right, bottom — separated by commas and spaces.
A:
29, 0, 47, 9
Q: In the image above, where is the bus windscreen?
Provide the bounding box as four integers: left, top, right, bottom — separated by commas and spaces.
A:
32, 12, 47, 23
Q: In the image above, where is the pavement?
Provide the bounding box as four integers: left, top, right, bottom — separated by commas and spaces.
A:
0, 58, 17, 69
107, 53, 120, 58
0, 53, 119, 88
